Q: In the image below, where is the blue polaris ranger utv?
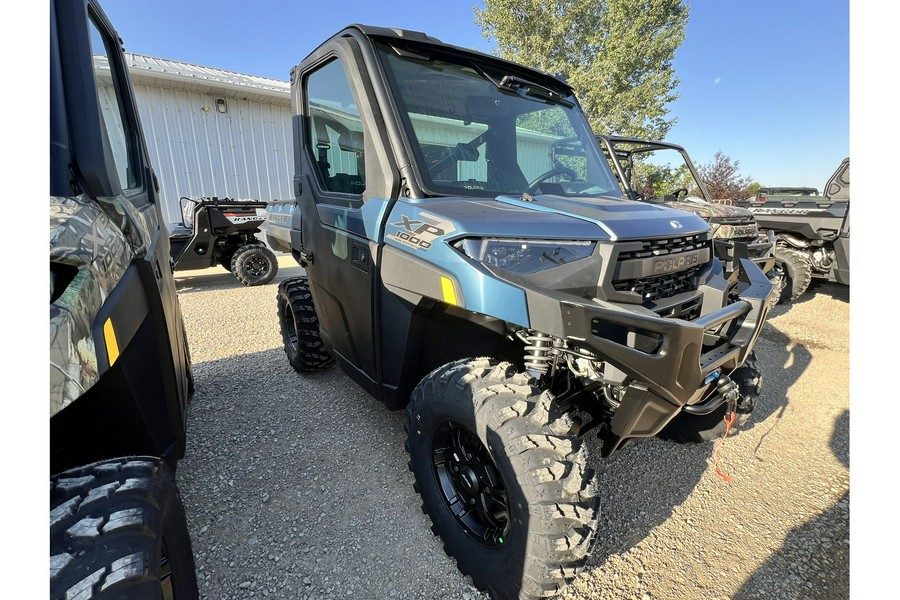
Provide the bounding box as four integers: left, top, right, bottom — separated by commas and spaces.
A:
276, 25, 773, 600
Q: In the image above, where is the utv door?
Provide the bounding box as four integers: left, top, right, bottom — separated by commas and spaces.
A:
292, 40, 399, 394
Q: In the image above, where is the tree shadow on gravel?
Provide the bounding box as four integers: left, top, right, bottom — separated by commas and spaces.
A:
573, 321, 812, 594
745, 326, 812, 462
733, 409, 849, 600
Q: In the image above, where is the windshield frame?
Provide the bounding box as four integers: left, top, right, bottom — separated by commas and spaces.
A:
373, 40, 622, 200
598, 135, 713, 203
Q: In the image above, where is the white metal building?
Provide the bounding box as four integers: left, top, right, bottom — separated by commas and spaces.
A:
124, 53, 293, 229
119, 53, 573, 231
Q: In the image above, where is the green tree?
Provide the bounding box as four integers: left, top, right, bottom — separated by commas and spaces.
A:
475, 0, 688, 140
697, 151, 754, 200
632, 161, 695, 199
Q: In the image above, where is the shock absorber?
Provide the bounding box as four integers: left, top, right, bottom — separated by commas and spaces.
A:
521, 330, 555, 378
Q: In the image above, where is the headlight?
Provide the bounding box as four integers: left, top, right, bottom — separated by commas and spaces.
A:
454, 238, 596, 274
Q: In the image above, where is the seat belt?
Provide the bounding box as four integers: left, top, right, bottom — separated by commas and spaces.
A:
313, 118, 331, 181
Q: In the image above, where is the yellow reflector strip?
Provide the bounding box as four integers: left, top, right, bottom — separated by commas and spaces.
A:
104, 318, 120, 366
440, 276, 458, 306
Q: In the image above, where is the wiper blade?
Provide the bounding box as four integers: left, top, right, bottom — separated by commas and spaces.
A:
465, 62, 574, 108
498, 75, 575, 108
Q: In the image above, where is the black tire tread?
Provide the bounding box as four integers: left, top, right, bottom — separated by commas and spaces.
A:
50, 457, 198, 600
772, 246, 813, 304
406, 359, 599, 600
230, 243, 277, 286
277, 277, 334, 372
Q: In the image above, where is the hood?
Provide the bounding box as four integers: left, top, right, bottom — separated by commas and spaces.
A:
664, 197, 755, 223
396, 193, 710, 242
493, 194, 710, 241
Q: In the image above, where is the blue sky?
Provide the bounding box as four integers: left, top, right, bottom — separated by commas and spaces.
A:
99, 0, 849, 189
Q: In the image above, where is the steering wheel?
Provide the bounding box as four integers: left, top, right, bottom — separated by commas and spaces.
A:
526, 166, 578, 194
670, 187, 689, 200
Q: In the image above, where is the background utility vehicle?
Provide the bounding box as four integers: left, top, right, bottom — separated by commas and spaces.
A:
51, 1, 198, 597
170, 196, 278, 286
596, 135, 775, 280
738, 158, 850, 303
275, 25, 773, 600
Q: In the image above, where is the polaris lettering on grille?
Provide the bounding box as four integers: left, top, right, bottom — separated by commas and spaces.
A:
652, 251, 700, 274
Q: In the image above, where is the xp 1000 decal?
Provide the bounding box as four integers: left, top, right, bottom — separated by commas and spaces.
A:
390, 211, 455, 251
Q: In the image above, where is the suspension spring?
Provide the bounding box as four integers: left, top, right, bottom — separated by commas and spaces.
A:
522, 331, 555, 376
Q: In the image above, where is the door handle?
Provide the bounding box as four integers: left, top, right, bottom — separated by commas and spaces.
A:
351, 242, 370, 272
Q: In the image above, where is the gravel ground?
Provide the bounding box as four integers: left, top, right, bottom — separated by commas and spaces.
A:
174, 259, 849, 600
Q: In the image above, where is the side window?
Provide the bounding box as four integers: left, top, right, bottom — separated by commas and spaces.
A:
306, 59, 366, 196
88, 16, 138, 192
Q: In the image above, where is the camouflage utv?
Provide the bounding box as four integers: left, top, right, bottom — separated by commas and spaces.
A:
50, 1, 198, 597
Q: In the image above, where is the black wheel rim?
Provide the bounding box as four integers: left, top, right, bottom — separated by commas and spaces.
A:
432, 421, 509, 547
245, 254, 270, 277
160, 539, 174, 600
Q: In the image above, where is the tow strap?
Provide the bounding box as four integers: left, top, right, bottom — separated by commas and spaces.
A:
712, 410, 736, 483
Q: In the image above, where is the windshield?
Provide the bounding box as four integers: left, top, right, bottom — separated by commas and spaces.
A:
376, 42, 621, 199
600, 139, 705, 202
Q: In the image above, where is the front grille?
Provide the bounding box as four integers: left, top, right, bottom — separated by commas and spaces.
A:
654, 295, 703, 321
613, 266, 702, 301
616, 234, 709, 262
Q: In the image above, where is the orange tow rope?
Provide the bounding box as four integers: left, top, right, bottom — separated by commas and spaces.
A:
712, 410, 736, 482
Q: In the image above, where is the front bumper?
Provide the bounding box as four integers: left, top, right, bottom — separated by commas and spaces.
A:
527, 257, 773, 454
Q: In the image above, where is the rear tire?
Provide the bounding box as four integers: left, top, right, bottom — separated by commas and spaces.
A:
50, 457, 198, 600
276, 277, 334, 372
406, 359, 599, 600
770, 246, 812, 304
231, 244, 277, 286
657, 351, 762, 444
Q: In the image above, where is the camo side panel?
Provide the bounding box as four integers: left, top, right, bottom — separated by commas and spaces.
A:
50, 195, 133, 417
667, 200, 755, 220
667, 200, 759, 240
94, 192, 156, 258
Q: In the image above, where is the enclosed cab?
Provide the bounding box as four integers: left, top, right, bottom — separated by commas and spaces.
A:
50, 1, 198, 597
276, 25, 773, 600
